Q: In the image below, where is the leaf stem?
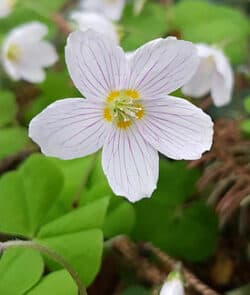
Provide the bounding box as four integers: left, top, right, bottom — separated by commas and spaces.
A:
72, 152, 99, 208
0, 240, 88, 295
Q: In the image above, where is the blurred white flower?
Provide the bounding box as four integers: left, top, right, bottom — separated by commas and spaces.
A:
29, 30, 213, 202
160, 274, 184, 295
80, 0, 125, 21
71, 11, 119, 44
1, 22, 58, 83
0, 0, 15, 18
134, 0, 146, 16
182, 44, 234, 107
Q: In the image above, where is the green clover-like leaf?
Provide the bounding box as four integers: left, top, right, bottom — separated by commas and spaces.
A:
0, 248, 44, 295
0, 154, 109, 286
27, 270, 77, 295
0, 127, 29, 160
172, 0, 249, 65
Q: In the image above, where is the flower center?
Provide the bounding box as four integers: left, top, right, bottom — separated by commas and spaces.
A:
6, 43, 21, 62
103, 89, 144, 129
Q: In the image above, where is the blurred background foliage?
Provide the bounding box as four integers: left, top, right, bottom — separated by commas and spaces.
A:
0, 0, 249, 294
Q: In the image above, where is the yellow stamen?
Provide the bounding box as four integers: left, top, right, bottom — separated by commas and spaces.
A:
136, 108, 144, 119
117, 120, 132, 129
124, 89, 140, 99
104, 89, 144, 129
103, 107, 113, 122
106, 90, 120, 103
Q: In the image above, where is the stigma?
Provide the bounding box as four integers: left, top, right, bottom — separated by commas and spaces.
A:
103, 89, 144, 129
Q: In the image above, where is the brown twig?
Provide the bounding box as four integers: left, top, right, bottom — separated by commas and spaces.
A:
200, 96, 213, 111
112, 236, 165, 285
52, 13, 72, 35
112, 236, 221, 295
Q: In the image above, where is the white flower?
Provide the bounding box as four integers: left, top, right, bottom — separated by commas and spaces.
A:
1, 22, 58, 83
80, 0, 125, 21
160, 277, 184, 295
29, 30, 213, 202
71, 11, 119, 44
0, 0, 15, 18
182, 44, 234, 107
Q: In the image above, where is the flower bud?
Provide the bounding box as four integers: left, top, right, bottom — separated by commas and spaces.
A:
159, 271, 184, 295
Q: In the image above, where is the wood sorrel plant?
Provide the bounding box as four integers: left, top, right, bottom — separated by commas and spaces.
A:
0, 0, 249, 294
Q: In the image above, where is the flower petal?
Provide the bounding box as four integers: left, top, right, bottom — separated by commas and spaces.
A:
138, 96, 213, 160
181, 56, 214, 97
65, 30, 129, 101
11, 41, 58, 83
2, 58, 20, 80
212, 51, 234, 107
6, 22, 48, 43
81, 0, 125, 21
35, 42, 58, 66
71, 12, 119, 44
128, 37, 199, 99
182, 44, 234, 106
29, 98, 110, 160
160, 280, 184, 295
17, 66, 45, 83
19, 41, 58, 67
211, 70, 233, 107
102, 126, 159, 202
